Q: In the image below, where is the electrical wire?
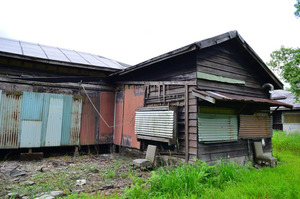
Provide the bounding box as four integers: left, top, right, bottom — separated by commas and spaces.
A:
81, 84, 135, 128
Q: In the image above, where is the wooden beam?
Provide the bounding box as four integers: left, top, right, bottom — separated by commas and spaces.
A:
192, 90, 216, 104
0, 77, 113, 91
117, 81, 196, 85
185, 84, 189, 163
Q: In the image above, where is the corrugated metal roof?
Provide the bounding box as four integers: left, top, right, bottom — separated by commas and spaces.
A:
271, 90, 300, 110
192, 89, 293, 108
0, 37, 129, 70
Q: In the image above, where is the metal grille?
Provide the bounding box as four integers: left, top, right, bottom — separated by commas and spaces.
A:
135, 111, 175, 138
135, 106, 177, 145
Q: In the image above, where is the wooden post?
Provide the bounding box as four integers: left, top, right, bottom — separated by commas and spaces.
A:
185, 84, 189, 163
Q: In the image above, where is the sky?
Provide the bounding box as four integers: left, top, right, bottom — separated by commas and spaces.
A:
0, 0, 299, 66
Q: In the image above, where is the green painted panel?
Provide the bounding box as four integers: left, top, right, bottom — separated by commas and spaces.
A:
198, 113, 238, 142
197, 72, 245, 85
198, 106, 237, 115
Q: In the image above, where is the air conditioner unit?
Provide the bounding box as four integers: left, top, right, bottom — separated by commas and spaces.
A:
135, 106, 178, 145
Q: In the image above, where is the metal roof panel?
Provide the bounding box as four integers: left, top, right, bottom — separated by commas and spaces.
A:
192, 89, 293, 108
0, 37, 129, 71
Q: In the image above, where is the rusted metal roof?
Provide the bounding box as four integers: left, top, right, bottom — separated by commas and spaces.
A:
0, 37, 129, 71
192, 89, 293, 108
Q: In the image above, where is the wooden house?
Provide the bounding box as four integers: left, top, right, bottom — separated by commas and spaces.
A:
111, 30, 292, 164
0, 31, 292, 164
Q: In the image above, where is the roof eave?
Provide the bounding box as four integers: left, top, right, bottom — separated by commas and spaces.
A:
0, 51, 120, 73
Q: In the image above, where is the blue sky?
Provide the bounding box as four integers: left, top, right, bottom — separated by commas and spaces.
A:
0, 0, 299, 66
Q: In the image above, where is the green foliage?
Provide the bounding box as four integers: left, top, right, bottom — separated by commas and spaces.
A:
272, 130, 300, 155
295, 0, 300, 17
267, 46, 300, 101
123, 131, 300, 199
123, 160, 251, 198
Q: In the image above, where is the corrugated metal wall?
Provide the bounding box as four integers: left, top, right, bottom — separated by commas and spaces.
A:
239, 114, 271, 138
198, 113, 238, 142
0, 90, 83, 149
114, 90, 124, 146
80, 94, 98, 145
0, 91, 22, 148
99, 91, 114, 144
114, 85, 144, 149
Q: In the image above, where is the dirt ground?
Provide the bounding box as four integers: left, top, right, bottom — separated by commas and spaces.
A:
0, 152, 151, 198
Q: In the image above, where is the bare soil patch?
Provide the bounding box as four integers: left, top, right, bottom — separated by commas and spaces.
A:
0, 153, 151, 198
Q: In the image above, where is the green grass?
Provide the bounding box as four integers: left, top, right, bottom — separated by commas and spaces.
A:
122, 130, 300, 199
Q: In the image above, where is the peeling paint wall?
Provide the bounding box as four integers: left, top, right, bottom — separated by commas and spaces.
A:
114, 85, 144, 149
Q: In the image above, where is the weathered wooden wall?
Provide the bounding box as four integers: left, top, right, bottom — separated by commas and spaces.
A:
198, 138, 273, 164
142, 83, 198, 161
197, 40, 272, 98
115, 52, 197, 82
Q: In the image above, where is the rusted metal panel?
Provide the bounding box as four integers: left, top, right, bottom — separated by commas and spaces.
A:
0, 91, 23, 148
80, 94, 97, 145
198, 113, 238, 142
99, 91, 114, 144
114, 90, 124, 145
69, 97, 82, 145
192, 89, 293, 108
122, 85, 144, 148
239, 114, 271, 138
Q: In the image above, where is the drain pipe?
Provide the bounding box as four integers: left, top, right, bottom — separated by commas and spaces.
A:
262, 83, 274, 99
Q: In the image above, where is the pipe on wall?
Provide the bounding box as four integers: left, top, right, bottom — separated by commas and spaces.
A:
262, 83, 274, 99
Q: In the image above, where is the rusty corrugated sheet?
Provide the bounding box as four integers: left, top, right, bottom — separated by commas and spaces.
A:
69, 97, 82, 145
99, 91, 114, 144
239, 114, 271, 138
114, 90, 124, 145
80, 94, 98, 145
122, 85, 144, 148
192, 89, 293, 108
0, 91, 23, 148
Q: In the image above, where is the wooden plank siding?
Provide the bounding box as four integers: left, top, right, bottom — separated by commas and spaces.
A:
144, 83, 198, 161
197, 42, 269, 98
198, 138, 273, 164
115, 52, 197, 82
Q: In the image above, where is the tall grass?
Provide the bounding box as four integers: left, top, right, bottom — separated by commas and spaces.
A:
123, 160, 252, 198
123, 131, 300, 198
272, 130, 300, 155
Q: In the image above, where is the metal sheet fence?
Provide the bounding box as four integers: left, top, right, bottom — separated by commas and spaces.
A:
0, 90, 83, 149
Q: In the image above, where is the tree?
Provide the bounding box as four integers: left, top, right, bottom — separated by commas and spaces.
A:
267, 46, 300, 101
295, 0, 300, 17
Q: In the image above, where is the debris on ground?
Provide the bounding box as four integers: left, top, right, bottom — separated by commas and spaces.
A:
0, 153, 151, 198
